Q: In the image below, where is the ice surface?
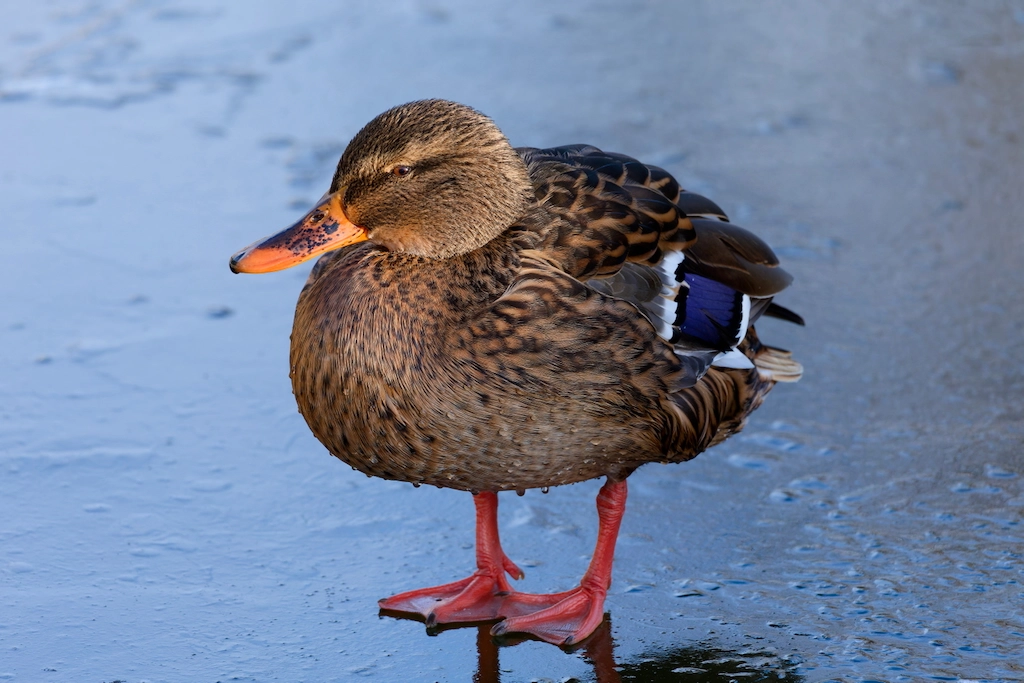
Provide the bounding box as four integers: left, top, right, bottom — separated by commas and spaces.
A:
1, 1, 1022, 681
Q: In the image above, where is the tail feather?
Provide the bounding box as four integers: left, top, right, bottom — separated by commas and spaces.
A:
763, 302, 805, 326
752, 345, 803, 383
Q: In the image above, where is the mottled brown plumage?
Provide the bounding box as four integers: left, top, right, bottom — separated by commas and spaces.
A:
287, 101, 800, 493
232, 99, 802, 644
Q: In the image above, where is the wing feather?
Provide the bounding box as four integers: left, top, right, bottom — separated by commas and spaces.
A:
513, 144, 800, 380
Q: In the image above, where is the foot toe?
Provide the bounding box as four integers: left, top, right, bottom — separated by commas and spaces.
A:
380, 573, 511, 625
490, 588, 606, 645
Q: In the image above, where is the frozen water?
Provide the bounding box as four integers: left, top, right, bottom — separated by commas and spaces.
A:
1, 1, 1022, 681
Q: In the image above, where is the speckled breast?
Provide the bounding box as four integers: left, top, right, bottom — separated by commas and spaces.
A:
286, 246, 668, 492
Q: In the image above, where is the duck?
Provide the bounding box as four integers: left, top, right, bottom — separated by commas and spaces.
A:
229, 99, 803, 646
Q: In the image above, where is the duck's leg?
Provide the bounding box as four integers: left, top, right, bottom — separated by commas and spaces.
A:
491, 478, 627, 646
378, 491, 524, 626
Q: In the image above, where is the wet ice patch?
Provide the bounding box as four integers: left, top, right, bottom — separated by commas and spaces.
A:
769, 474, 830, 504
912, 59, 963, 85
727, 453, 774, 470
67, 338, 122, 362
0, 4, 288, 109
206, 305, 234, 319
190, 479, 232, 493
950, 481, 1002, 494
984, 464, 1016, 478
623, 583, 654, 593
740, 431, 802, 452
769, 488, 798, 503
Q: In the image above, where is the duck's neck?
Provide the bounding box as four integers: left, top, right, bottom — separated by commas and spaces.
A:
290, 232, 520, 399
297, 231, 521, 341
381, 232, 520, 313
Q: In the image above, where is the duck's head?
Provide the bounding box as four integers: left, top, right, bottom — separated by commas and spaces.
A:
230, 100, 533, 273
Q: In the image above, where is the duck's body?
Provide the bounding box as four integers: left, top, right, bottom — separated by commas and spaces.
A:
232, 100, 802, 645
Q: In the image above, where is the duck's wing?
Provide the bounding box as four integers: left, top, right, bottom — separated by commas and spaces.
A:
456, 255, 699, 399
514, 145, 801, 378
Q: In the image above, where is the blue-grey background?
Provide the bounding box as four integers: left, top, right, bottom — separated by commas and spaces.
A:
1, 2, 1022, 681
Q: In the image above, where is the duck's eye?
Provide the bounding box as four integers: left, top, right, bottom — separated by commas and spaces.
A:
391, 165, 413, 177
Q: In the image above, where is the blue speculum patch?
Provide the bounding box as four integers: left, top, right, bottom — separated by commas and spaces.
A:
675, 272, 745, 350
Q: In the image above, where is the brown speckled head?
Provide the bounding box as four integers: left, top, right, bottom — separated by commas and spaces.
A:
330, 100, 534, 258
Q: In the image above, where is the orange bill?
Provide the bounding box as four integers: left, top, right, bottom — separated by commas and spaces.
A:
229, 190, 368, 274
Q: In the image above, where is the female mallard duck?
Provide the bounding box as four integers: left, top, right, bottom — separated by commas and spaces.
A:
230, 99, 802, 646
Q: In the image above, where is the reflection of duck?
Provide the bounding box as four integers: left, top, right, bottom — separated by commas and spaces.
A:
231, 100, 803, 646
470, 619, 803, 682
